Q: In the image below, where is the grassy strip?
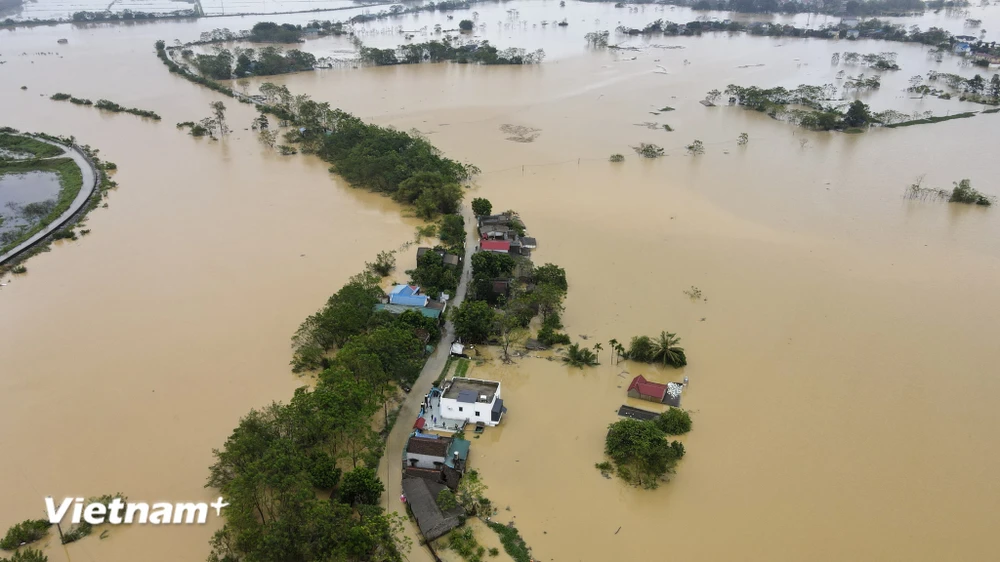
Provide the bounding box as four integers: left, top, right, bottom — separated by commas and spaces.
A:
884, 112, 977, 128
982, 107, 1000, 114
454, 358, 470, 378
0, 157, 83, 256
435, 355, 455, 386
0, 133, 63, 159
484, 520, 532, 562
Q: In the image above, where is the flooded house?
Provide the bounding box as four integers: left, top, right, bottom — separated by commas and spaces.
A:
401, 477, 465, 542
439, 377, 507, 427
416, 246, 461, 267
373, 284, 447, 322
403, 432, 471, 490
627, 375, 683, 407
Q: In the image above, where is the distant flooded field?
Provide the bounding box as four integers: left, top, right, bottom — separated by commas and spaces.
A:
1, 1, 999, 561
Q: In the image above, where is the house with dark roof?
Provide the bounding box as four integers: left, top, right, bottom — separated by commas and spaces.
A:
439, 378, 506, 426
404, 433, 471, 490
627, 375, 683, 407
417, 247, 461, 267
401, 477, 465, 541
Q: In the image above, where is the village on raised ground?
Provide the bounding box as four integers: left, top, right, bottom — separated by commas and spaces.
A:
2, 1, 999, 561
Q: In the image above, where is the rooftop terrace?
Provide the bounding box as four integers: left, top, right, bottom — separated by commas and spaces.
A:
442, 378, 499, 403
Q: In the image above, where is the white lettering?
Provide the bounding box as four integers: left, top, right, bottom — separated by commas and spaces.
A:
83, 502, 107, 525
124, 502, 148, 524
45, 497, 74, 524
71, 498, 85, 524
173, 503, 207, 524
43, 498, 224, 526
107, 498, 125, 524
148, 502, 173, 524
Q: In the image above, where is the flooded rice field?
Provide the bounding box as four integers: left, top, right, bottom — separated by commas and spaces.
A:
0, 171, 61, 237
2, 1, 1000, 561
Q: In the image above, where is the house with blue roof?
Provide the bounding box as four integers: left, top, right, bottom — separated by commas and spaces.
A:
389, 284, 430, 307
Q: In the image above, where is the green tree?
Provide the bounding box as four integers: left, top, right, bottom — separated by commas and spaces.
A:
651, 331, 687, 368
604, 419, 684, 488
843, 99, 872, 127
439, 214, 465, 248
967, 74, 985, 95
456, 469, 488, 514
339, 467, 385, 506
0, 520, 51, 550
563, 342, 598, 368
367, 250, 396, 277
471, 197, 492, 216
989, 74, 1000, 99
656, 408, 692, 435
459, 19, 474, 31
407, 249, 458, 298
307, 451, 342, 489
532, 263, 568, 292
453, 300, 496, 343
1, 548, 48, 562
436, 488, 458, 510
627, 335, 655, 362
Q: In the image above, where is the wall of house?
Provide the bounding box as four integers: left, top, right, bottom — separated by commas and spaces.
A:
439, 397, 499, 426
406, 452, 446, 470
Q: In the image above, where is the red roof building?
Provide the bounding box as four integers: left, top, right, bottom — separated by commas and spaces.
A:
480, 240, 511, 253
627, 375, 682, 407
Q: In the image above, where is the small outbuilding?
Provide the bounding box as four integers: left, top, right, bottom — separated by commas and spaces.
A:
401, 477, 465, 541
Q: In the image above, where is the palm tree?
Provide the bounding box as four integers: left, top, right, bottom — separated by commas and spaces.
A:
651, 331, 686, 368
593, 342, 603, 364
608, 339, 619, 364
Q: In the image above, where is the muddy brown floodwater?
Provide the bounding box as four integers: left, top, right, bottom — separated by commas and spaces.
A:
2, 2, 1000, 561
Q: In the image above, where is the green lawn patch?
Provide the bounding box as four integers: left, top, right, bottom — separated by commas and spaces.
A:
0, 133, 63, 159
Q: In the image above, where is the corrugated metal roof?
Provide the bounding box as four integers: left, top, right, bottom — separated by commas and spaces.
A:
480, 240, 511, 252
373, 303, 441, 319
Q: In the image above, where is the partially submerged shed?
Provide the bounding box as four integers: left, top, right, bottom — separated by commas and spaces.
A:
401, 477, 465, 541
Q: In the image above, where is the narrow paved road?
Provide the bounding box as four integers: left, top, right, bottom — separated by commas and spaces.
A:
378, 202, 477, 561
0, 138, 98, 265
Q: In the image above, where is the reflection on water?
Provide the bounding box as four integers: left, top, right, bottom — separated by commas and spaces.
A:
1, 2, 999, 561
0, 171, 61, 236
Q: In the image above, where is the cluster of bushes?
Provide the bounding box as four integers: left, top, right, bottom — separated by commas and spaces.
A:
359, 39, 545, 66
602, 418, 686, 489
291, 270, 437, 374
948, 179, 993, 206
0, 520, 50, 550
192, 46, 316, 79
93, 99, 161, 120
155, 41, 240, 99
71, 8, 196, 22
605, 15, 980, 54
315, 112, 473, 218
724, 84, 892, 131
56, 93, 164, 120
622, 331, 687, 368
407, 248, 460, 299
247, 21, 303, 43
0, 548, 47, 562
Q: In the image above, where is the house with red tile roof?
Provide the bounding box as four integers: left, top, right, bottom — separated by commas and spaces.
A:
479, 239, 511, 254
627, 375, 682, 407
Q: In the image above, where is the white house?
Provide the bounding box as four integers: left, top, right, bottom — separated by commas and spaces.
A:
439, 378, 506, 427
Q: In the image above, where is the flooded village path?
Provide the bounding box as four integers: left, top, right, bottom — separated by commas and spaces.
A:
0, 137, 98, 264
377, 203, 478, 562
